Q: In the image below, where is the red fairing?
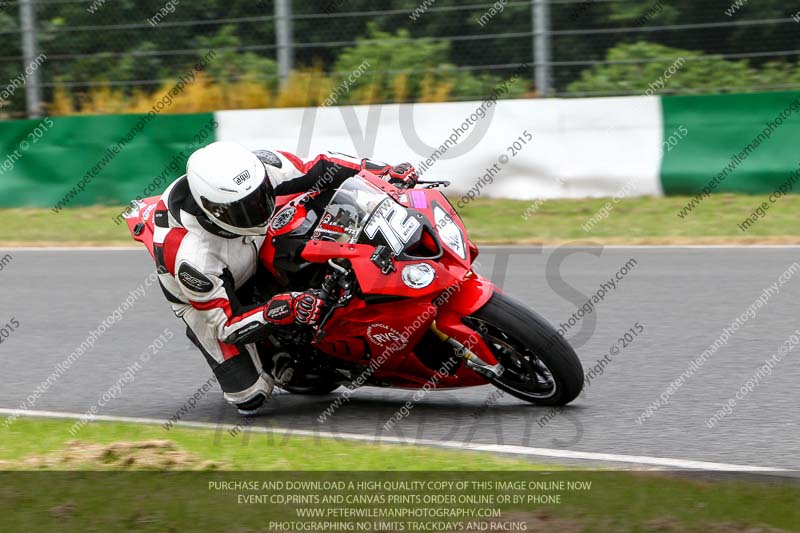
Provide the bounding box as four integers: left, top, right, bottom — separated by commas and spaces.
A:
124, 196, 161, 260
432, 272, 497, 367
264, 171, 498, 388
261, 193, 310, 278
278, 151, 361, 175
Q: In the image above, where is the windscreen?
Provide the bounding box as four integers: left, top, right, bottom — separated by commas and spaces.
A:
311, 178, 389, 244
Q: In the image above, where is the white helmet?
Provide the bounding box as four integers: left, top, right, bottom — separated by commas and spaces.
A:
186, 141, 276, 236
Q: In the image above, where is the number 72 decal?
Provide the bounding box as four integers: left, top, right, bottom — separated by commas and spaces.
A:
364, 199, 420, 254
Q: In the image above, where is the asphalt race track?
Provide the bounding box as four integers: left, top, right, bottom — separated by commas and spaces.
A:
1, 247, 798, 470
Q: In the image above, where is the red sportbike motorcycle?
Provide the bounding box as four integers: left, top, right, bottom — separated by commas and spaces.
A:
127, 171, 583, 406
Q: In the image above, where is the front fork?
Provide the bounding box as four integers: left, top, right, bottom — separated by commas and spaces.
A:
430, 320, 504, 380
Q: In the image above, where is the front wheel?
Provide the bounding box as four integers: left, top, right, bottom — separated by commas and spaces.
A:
465, 292, 584, 406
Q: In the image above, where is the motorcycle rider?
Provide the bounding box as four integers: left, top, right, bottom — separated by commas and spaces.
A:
152, 141, 418, 415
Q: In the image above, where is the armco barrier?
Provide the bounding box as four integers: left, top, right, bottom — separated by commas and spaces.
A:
660, 91, 800, 196
0, 112, 214, 208
2, 91, 800, 207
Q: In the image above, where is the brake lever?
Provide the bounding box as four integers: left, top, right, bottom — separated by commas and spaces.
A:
312, 290, 353, 342
312, 300, 344, 342
414, 180, 451, 189
312, 260, 354, 342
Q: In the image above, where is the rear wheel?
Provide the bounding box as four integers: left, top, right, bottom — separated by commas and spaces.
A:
465, 292, 584, 406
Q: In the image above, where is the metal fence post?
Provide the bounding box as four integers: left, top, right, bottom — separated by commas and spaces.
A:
275, 0, 294, 87
18, 0, 42, 118
533, 0, 551, 97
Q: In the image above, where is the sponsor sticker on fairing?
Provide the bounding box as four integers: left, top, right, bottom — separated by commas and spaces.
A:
141, 204, 157, 223
320, 222, 346, 234
271, 206, 296, 231
409, 190, 428, 209
367, 323, 407, 348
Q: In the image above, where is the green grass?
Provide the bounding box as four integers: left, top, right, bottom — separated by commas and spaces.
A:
0, 418, 536, 471
0, 206, 131, 245
0, 418, 798, 532
460, 193, 800, 244
2, 193, 799, 246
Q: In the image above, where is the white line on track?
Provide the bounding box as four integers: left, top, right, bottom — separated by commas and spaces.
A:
1, 408, 790, 473
2, 246, 797, 472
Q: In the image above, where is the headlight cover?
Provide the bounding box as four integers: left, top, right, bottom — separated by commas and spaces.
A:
401, 263, 436, 289
433, 205, 466, 259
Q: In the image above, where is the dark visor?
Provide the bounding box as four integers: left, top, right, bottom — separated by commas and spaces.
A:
201, 181, 275, 230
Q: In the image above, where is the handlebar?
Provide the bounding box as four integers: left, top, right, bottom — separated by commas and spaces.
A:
414, 179, 451, 189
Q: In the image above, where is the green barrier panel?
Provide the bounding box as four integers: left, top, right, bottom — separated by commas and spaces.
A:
660, 91, 800, 196
0, 112, 216, 208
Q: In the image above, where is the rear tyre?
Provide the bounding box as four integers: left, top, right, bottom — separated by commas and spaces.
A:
466, 292, 584, 406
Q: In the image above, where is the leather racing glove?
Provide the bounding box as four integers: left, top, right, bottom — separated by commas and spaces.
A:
361, 159, 419, 188
387, 162, 419, 188
264, 291, 325, 326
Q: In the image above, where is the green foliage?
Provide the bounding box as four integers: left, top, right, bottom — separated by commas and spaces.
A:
3, 0, 800, 116
331, 24, 528, 104
567, 41, 800, 95
332, 23, 451, 101
605, 0, 680, 25
0, 10, 21, 116
193, 25, 279, 90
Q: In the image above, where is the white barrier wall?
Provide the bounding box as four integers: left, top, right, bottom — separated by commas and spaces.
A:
216, 96, 665, 200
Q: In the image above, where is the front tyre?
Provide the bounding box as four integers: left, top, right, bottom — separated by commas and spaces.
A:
465, 292, 584, 406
